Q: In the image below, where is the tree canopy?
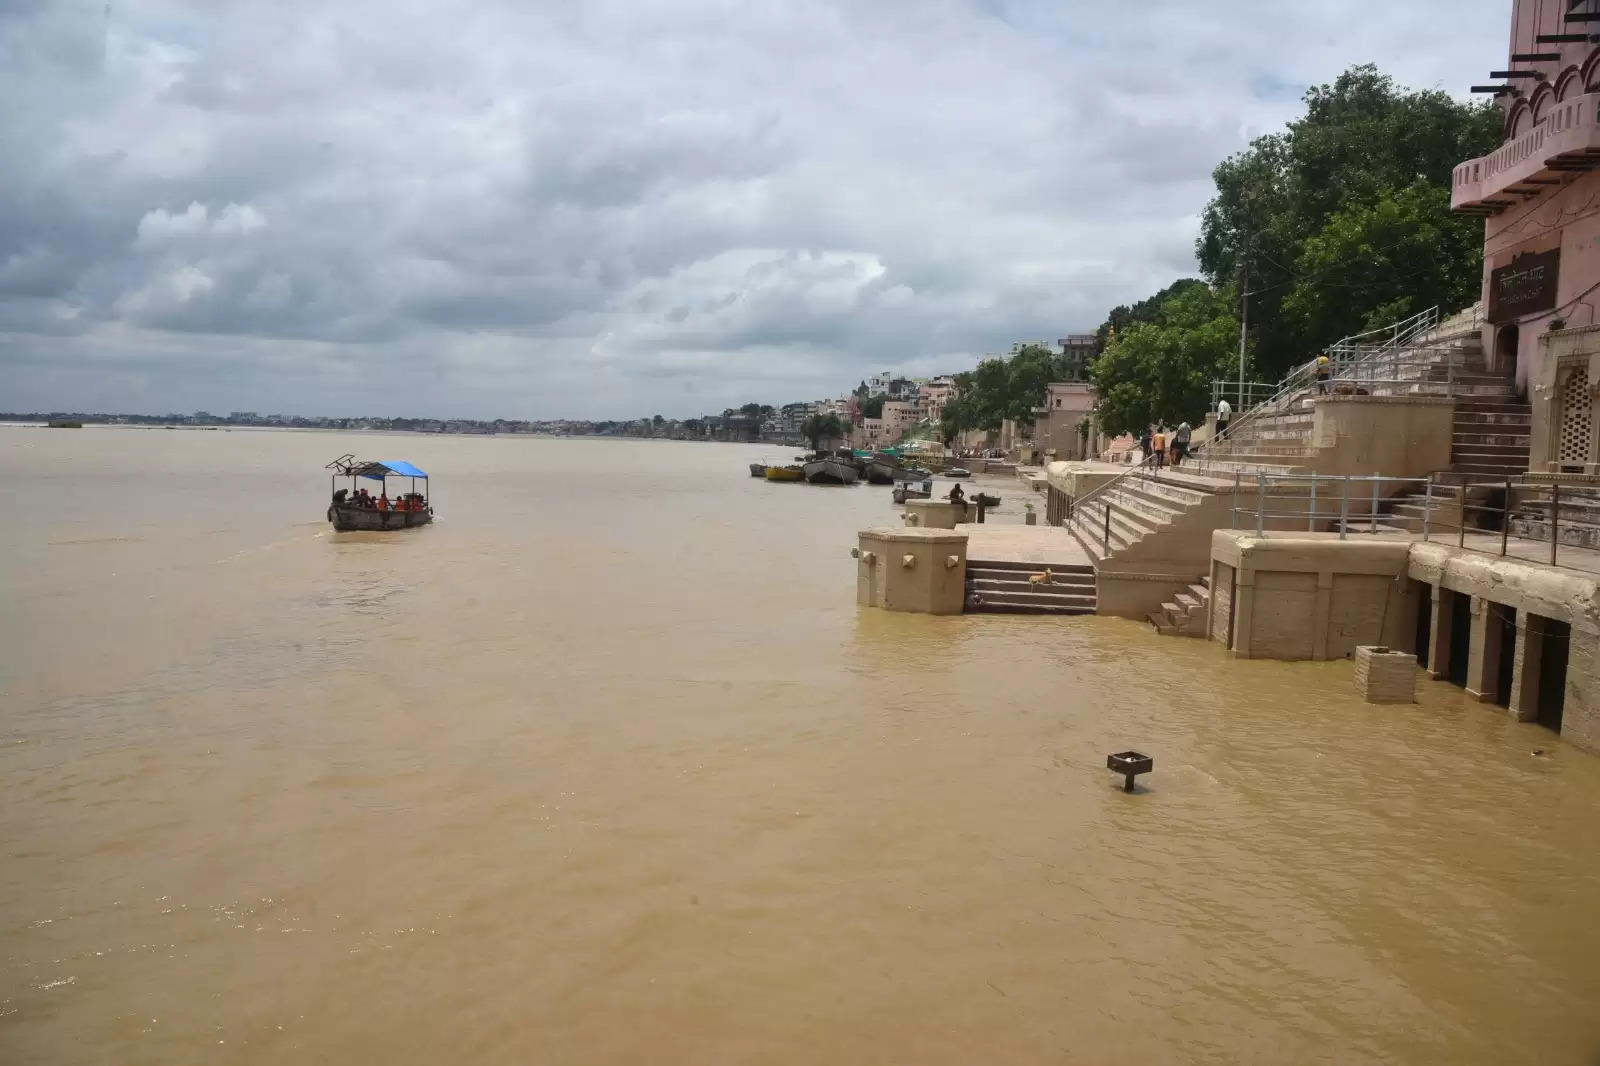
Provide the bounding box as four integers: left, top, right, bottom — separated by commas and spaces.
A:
1085, 64, 1500, 434
1192, 64, 1499, 379
936, 344, 1070, 442
800, 412, 845, 451
1090, 283, 1242, 436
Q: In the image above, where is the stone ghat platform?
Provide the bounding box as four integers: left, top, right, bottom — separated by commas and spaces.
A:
964, 527, 1096, 615
965, 525, 1093, 568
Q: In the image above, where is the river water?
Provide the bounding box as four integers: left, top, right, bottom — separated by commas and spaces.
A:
2, 426, 1599, 1065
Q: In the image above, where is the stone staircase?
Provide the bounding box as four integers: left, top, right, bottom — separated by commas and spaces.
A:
1452, 398, 1532, 479
964, 559, 1097, 615
1148, 575, 1211, 637
1509, 485, 1600, 551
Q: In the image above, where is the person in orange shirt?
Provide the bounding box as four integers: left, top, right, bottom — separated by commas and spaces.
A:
377, 493, 389, 511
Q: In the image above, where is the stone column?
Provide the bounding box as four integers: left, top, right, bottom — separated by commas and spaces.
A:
1311, 570, 1334, 661
1507, 613, 1543, 723
1426, 585, 1452, 680
1465, 596, 1504, 703
1231, 566, 1257, 659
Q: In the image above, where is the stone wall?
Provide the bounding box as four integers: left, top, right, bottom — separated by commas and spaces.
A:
1308, 396, 1455, 478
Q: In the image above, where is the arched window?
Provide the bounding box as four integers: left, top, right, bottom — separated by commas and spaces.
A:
1556, 69, 1582, 102
1508, 102, 1531, 140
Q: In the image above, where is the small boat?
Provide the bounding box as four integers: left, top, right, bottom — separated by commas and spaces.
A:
944, 468, 972, 479
325, 455, 434, 531
893, 485, 932, 504
803, 457, 861, 485
974, 493, 1001, 508
866, 461, 896, 485
765, 465, 805, 482
749, 462, 768, 478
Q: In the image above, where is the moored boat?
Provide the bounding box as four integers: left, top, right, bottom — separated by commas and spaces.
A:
892, 484, 932, 504
325, 455, 434, 531
943, 467, 972, 479
866, 460, 896, 485
803, 457, 860, 485
765, 464, 805, 482
749, 462, 768, 478
974, 493, 1001, 508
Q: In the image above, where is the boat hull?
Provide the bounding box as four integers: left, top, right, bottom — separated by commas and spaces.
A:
749, 463, 768, 478
328, 505, 433, 531
765, 466, 805, 482
803, 459, 860, 485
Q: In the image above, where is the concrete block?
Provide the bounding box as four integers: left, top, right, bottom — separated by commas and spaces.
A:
855, 527, 968, 614
1353, 646, 1417, 704
902, 500, 967, 529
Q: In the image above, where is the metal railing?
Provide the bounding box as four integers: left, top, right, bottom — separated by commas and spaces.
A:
1211, 381, 1278, 410
1063, 451, 1160, 550
1226, 471, 1595, 569
1197, 307, 1442, 463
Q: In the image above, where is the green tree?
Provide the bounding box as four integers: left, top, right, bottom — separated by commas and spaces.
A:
1090, 284, 1242, 436
860, 394, 886, 419
800, 412, 845, 452
1194, 64, 1500, 378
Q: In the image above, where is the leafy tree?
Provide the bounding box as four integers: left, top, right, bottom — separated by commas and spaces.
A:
1193, 64, 1500, 379
860, 394, 886, 419
1090, 284, 1242, 436
800, 412, 845, 452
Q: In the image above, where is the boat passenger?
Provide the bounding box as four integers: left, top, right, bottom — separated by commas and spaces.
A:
377, 493, 389, 512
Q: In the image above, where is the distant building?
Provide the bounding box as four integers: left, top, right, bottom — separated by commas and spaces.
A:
1031, 382, 1098, 460
880, 399, 921, 440
867, 372, 892, 397
1059, 334, 1097, 382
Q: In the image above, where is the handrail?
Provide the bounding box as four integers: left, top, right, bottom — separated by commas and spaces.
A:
1199, 306, 1443, 460
1225, 471, 1594, 568
1065, 451, 1159, 539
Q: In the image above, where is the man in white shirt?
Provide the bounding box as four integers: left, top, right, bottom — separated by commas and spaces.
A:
1216, 398, 1232, 441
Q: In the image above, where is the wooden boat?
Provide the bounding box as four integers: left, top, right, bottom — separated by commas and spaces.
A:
943, 468, 972, 479
803, 457, 860, 485
974, 493, 1001, 508
892, 485, 932, 504
325, 455, 434, 531
866, 461, 896, 485
749, 462, 768, 478
765, 464, 805, 482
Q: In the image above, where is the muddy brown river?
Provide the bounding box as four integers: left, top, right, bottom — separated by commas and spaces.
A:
3, 427, 1598, 1064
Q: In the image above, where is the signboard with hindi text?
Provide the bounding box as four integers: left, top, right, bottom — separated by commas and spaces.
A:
1489, 248, 1560, 323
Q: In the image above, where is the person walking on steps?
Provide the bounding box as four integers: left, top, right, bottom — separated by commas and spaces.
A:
1215, 398, 1231, 441
1151, 426, 1167, 470
1315, 354, 1332, 394
1139, 425, 1153, 465
1172, 421, 1191, 468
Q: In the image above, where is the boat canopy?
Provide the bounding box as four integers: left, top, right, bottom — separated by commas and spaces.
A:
353, 459, 428, 480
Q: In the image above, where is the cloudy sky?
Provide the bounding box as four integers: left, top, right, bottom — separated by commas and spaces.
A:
3, 0, 1508, 419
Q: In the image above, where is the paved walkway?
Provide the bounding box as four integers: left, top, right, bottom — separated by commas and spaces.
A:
1227, 529, 1600, 580
966, 524, 1092, 567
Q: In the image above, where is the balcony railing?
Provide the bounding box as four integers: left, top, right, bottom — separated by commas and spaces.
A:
1453, 93, 1600, 215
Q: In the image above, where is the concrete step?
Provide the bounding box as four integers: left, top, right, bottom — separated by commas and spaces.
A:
967, 559, 1097, 575
1174, 591, 1202, 612
971, 597, 1097, 615
1451, 433, 1531, 449
969, 577, 1095, 596
1146, 611, 1178, 635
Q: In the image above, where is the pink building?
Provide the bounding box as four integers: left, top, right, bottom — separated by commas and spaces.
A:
1031, 382, 1098, 460
879, 400, 921, 440
1453, 0, 1600, 472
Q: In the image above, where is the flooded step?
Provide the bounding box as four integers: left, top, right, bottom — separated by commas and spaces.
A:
969, 597, 1096, 615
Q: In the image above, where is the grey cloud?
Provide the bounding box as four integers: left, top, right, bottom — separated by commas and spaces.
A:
0, 0, 1507, 418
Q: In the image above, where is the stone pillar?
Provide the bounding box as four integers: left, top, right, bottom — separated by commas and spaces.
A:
1311, 570, 1334, 661
854, 527, 968, 614
1231, 567, 1257, 658
1508, 613, 1543, 723
1426, 586, 1452, 680
1465, 596, 1504, 703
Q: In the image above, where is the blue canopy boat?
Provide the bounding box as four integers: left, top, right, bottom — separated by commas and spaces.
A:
325, 455, 434, 531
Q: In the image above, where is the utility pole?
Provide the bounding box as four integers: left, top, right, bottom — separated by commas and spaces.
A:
1238, 234, 1250, 411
